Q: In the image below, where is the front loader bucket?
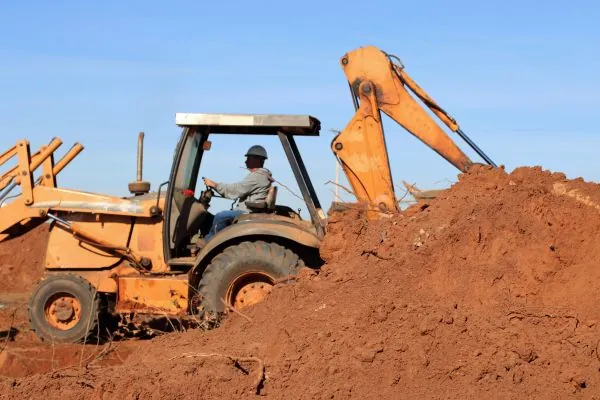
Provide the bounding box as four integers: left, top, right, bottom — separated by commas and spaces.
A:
0, 138, 83, 242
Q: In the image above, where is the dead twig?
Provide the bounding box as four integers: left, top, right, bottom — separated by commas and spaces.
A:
507, 310, 579, 321
80, 285, 100, 366
270, 177, 305, 202
88, 339, 122, 367
433, 178, 455, 186
47, 333, 120, 375
361, 249, 392, 260
159, 312, 179, 333
186, 283, 210, 328
324, 180, 357, 198
169, 352, 265, 394
76, 320, 104, 369
220, 298, 253, 323
105, 327, 125, 363
394, 184, 411, 205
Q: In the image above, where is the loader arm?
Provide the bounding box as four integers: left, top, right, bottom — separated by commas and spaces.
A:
331, 45, 495, 215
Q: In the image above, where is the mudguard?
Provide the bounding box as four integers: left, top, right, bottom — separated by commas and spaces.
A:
194, 217, 321, 263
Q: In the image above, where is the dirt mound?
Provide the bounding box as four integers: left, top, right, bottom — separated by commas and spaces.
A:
0, 223, 49, 293
3, 165, 600, 399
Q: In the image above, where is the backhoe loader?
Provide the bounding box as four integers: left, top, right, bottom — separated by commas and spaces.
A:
1, 115, 326, 342
0, 45, 494, 343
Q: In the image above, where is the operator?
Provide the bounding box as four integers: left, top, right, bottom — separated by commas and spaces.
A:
201, 145, 272, 242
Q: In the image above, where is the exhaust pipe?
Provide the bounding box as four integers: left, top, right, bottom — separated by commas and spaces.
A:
137, 132, 144, 182
128, 132, 151, 195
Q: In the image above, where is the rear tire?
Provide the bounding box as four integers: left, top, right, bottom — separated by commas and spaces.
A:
197, 241, 304, 317
28, 274, 101, 344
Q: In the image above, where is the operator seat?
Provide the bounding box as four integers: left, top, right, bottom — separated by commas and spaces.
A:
245, 186, 277, 213
172, 195, 210, 254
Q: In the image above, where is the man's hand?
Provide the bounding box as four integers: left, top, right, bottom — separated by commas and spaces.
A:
203, 177, 217, 188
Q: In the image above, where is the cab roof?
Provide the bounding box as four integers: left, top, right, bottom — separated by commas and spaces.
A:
175, 113, 321, 136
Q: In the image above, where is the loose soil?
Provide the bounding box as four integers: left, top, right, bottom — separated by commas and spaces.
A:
0, 223, 48, 293
2, 165, 600, 399
0, 224, 54, 378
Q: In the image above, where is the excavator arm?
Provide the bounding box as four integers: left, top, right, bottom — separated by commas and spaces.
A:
331, 45, 496, 216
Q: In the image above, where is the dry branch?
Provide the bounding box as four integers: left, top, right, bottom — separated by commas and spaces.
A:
325, 180, 356, 198
169, 352, 265, 394
220, 298, 253, 323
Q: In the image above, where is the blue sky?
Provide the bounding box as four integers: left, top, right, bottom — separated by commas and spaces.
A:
1, 1, 599, 216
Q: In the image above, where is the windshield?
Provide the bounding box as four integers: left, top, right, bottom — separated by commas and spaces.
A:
174, 132, 202, 193
166, 129, 205, 253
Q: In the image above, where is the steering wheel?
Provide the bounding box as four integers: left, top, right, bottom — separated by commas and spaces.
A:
199, 185, 215, 208
199, 178, 239, 211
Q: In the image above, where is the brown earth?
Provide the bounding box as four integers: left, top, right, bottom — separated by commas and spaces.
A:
0, 223, 49, 293
0, 223, 54, 377
2, 165, 600, 399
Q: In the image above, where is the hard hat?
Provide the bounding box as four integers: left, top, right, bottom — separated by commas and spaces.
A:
245, 145, 268, 159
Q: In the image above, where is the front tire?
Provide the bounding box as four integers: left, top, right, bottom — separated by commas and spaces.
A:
28, 274, 101, 343
197, 241, 304, 316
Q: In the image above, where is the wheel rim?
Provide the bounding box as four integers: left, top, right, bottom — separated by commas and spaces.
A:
225, 271, 275, 310
43, 292, 82, 330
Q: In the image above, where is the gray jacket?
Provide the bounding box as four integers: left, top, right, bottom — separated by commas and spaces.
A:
215, 168, 273, 212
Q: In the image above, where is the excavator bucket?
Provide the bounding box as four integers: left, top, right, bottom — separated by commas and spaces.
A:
401, 181, 444, 201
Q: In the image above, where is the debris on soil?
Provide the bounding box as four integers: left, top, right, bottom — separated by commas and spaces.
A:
3, 165, 600, 399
